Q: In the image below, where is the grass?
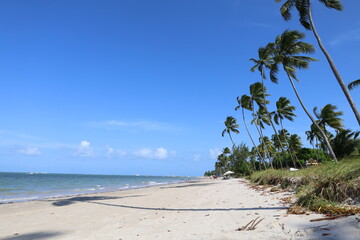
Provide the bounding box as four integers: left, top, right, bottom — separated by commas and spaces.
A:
249, 156, 360, 215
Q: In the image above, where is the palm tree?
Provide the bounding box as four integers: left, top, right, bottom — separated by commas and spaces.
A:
248, 82, 272, 168
306, 126, 321, 160
252, 107, 271, 169
288, 134, 303, 163
259, 136, 275, 168
222, 116, 240, 148
272, 97, 297, 167
268, 30, 338, 162
275, 0, 360, 125
235, 95, 264, 162
250, 47, 288, 162
313, 104, 344, 133
348, 79, 360, 91
331, 130, 360, 158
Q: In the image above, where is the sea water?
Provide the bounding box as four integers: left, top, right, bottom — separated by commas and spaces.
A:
0, 172, 192, 203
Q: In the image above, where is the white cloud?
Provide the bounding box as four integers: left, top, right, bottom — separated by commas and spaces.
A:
154, 147, 168, 159
106, 145, 127, 158
209, 148, 222, 159
192, 154, 201, 161
106, 146, 114, 155
76, 140, 94, 157
19, 147, 41, 156
134, 147, 170, 160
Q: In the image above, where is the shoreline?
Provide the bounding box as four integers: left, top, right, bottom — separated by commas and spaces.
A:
0, 173, 199, 204
0, 178, 199, 205
0, 178, 359, 240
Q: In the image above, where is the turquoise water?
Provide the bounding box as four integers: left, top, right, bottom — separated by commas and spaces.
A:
0, 172, 192, 203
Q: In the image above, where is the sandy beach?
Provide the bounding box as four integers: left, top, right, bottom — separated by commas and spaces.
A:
0, 178, 359, 240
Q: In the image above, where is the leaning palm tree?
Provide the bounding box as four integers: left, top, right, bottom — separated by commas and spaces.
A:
259, 136, 275, 169
248, 82, 272, 165
288, 134, 303, 165
250, 47, 288, 162
272, 97, 297, 167
222, 116, 240, 148
235, 95, 264, 162
268, 30, 338, 162
275, 0, 360, 125
348, 79, 360, 91
252, 107, 272, 169
313, 104, 344, 133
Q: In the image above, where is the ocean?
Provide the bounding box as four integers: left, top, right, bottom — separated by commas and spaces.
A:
0, 172, 193, 203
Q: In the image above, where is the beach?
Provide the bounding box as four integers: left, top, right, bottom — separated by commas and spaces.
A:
0, 178, 359, 240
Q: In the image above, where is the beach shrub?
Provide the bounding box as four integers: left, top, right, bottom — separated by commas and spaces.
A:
250, 156, 360, 214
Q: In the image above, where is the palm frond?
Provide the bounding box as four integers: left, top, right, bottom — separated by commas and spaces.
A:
348, 79, 360, 90
319, 0, 343, 11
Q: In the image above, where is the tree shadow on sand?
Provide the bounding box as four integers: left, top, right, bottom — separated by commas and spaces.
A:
160, 182, 217, 189
48, 195, 145, 207
90, 201, 289, 212
0, 231, 64, 240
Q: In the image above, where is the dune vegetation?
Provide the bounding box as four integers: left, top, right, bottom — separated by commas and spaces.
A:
250, 156, 360, 214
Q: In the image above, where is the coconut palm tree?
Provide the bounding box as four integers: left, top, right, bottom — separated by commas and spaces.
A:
222, 116, 239, 148
250, 47, 288, 161
248, 82, 272, 167
288, 134, 303, 162
331, 130, 360, 158
313, 104, 344, 133
235, 95, 264, 162
348, 79, 360, 91
259, 136, 275, 169
305, 126, 321, 160
268, 30, 338, 162
272, 97, 297, 166
252, 107, 272, 169
275, 0, 360, 125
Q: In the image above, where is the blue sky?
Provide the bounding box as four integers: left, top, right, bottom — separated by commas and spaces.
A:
0, 0, 359, 176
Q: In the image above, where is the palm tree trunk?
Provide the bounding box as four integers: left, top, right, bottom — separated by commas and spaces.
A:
251, 107, 269, 169
285, 69, 338, 162
258, 127, 269, 170
260, 69, 283, 169
308, 4, 360, 126
279, 119, 298, 168
228, 133, 236, 149
242, 107, 264, 162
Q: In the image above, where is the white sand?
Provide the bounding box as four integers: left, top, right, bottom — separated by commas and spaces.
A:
0, 178, 359, 240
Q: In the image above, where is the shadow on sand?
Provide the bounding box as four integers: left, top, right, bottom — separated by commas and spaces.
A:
0, 231, 64, 240
160, 182, 217, 189
90, 201, 288, 212
48, 195, 145, 207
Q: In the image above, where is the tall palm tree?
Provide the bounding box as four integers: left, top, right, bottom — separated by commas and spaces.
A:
275, 0, 360, 125
305, 126, 321, 160
313, 104, 344, 133
222, 116, 240, 148
288, 134, 303, 163
250, 47, 288, 162
259, 136, 275, 169
348, 79, 360, 91
235, 95, 264, 162
252, 107, 272, 169
248, 82, 272, 167
331, 130, 360, 158
268, 30, 338, 162
272, 97, 297, 167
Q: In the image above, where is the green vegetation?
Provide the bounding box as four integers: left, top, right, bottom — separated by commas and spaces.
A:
204, 1, 359, 214
249, 156, 360, 214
